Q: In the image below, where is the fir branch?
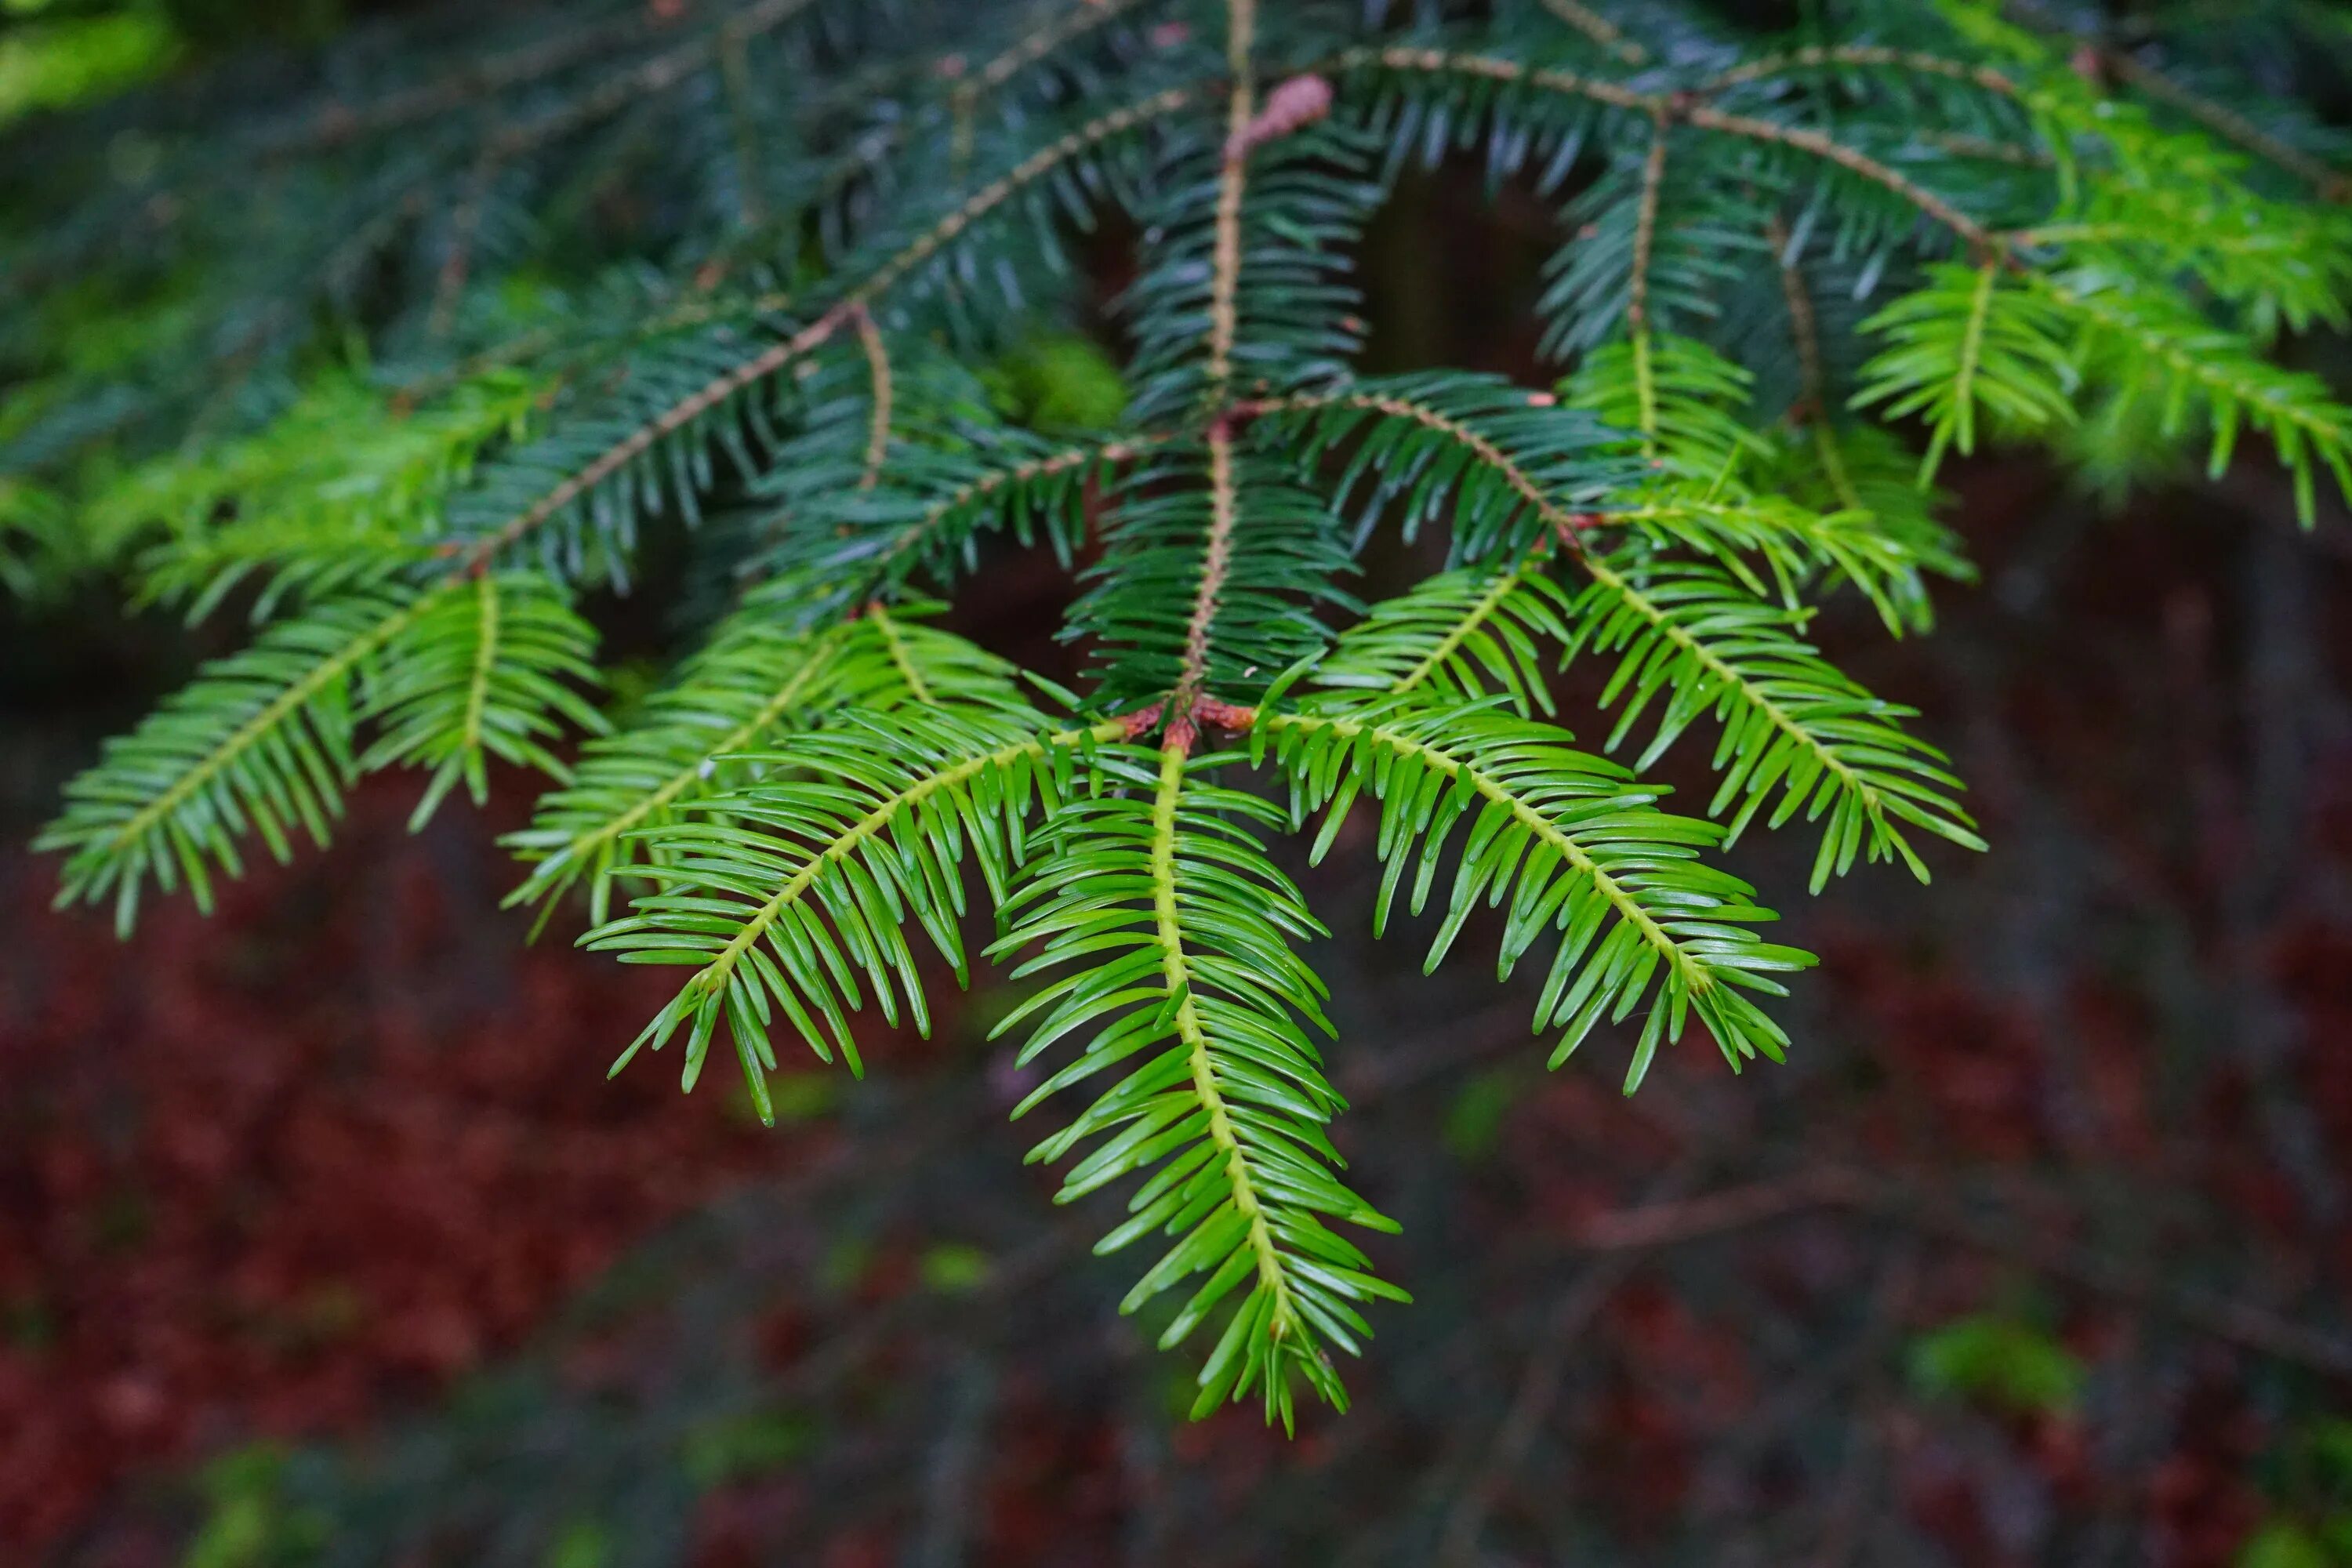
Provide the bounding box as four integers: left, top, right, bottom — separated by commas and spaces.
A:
1562, 546, 1984, 889
1236, 379, 1628, 561
1534, 0, 1648, 66
1627, 111, 1672, 449
2078, 33, 2350, 199
1340, 49, 1996, 249
42, 586, 432, 934
854, 305, 893, 491
1170, 423, 1244, 748
991, 742, 1406, 1428
507, 607, 1032, 922
476, 0, 822, 169
855, 433, 1166, 597
1332, 45, 1653, 115
1766, 214, 1870, 526
1259, 700, 1810, 1087
1675, 104, 1995, 252
444, 84, 1200, 574
1693, 45, 2020, 100
590, 706, 1120, 1112
1142, 745, 1307, 1400
1207, 0, 1260, 398
1308, 556, 1573, 716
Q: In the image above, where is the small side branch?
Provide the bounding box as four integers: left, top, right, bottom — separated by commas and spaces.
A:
1628, 110, 1671, 448
1768, 214, 1863, 512
853, 305, 892, 490
1536, 0, 1647, 66
1338, 50, 1996, 252
1695, 45, 2019, 100
1206, 0, 1260, 396
1680, 104, 1996, 254
1167, 422, 1242, 752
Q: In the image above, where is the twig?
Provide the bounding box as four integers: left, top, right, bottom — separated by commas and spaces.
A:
1535, 0, 1647, 66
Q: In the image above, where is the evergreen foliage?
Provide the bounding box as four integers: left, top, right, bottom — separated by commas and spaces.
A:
11, 0, 2352, 1425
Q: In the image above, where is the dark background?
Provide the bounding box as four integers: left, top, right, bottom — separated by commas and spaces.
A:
5, 6, 2352, 1566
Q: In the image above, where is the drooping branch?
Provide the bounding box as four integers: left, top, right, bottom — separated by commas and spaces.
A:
1693, 45, 2020, 100
1144, 744, 1299, 1341
452, 86, 1199, 575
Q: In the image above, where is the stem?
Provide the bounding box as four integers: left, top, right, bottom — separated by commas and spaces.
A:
1149, 744, 1294, 1321
1534, 0, 1646, 65
1207, 0, 1259, 394
1628, 112, 1670, 450
460, 572, 500, 759
854, 304, 892, 490
1694, 45, 2018, 99
1769, 214, 1866, 514
869, 601, 933, 705
1168, 423, 1241, 746
1392, 561, 1541, 698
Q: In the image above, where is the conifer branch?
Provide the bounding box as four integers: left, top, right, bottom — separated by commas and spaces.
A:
89, 591, 430, 869
854, 306, 892, 491
34, 0, 2344, 1431
949, 0, 1151, 176
1333, 45, 1654, 114
1769, 216, 1865, 515
478, 0, 821, 167
1145, 743, 1296, 1340
1675, 105, 1994, 252
1169, 423, 1243, 748
858, 434, 1164, 595
869, 601, 935, 706
1389, 560, 1552, 701
448, 85, 1197, 572
1534, 0, 1648, 66
973, 0, 1148, 99
1341, 49, 1995, 249
506, 624, 853, 916
1628, 112, 1671, 449
1236, 387, 1597, 550
1693, 45, 2020, 100
1207, 0, 1260, 397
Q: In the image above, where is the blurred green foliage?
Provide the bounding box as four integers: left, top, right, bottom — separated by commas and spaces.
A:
180, 1444, 325, 1568
1907, 1312, 2087, 1417
919, 1241, 992, 1294
0, 2, 180, 126
681, 1410, 817, 1491
2242, 1419, 2352, 1568
1442, 1069, 1518, 1165
980, 334, 1127, 432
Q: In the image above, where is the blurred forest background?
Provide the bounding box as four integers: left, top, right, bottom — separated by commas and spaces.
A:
4, 1, 2352, 1565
